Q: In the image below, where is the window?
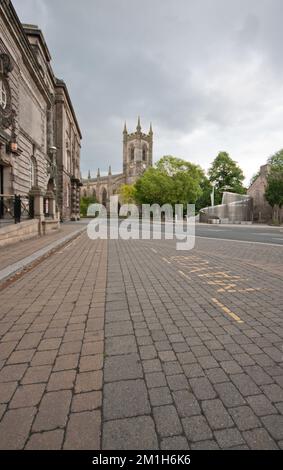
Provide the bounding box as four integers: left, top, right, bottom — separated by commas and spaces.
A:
130, 147, 135, 161
66, 185, 70, 208
0, 79, 7, 109
142, 146, 147, 161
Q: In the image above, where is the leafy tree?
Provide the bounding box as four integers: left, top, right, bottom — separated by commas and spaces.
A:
135, 156, 204, 209
208, 152, 246, 205
119, 184, 137, 204
268, 149, 283, 170
80, 195, 97, 217
265, 149, 283, 224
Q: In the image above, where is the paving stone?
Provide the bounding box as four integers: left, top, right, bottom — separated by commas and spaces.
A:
0, 364, 28, 383
142, 359, 162, 373
72, 391, 102, 412
197, 355, 219, 369
158, 350, 177, 362
0, 407, 36, 449
243, 428, 278, 450
22, 365, 52, 384
189, 377, 217, 400
247, 394, 278, 416
182, 364, 204, 378
244, 365, 273, 386
103, 416, 158, 450
104, 353, 142, 382
229, 406, 261, 431
104, 380, 150, 420
105, 335, 137, 355
0, 382, 17, 403
105, 321, 133, 337
261, 384, 283, 402
53, 354, 79, 371
81, 341, 104, 356
79, 355, 103, 372
173, 390, 201, 417
149, 387, 172, 407
33, 390, 72, 432
145, 372, 167, 388
7, 349, 35, 365
153, 405, 182, 437
202, 399, 234, 429
75, 371, 103, 393
206, 367, 229, 384
191, 440, 220, 450
231, 373, 261, 396
64, 411, 101, 449
9, 383, 45, 409
25, 430, 64, 450
47, 370, 76, 391
163, 361, 183, 376
161, 436, 189, 450
220, 360, 243, 375
167, 374, 189, 391
139, 345, 157, 360
261, 415, 283, 440
214, 382, 246, 407
176, 352, 196, 365
17, 333, 42, 351
31, 350, 57, 366
215, 428, 245, 448
182, 415, 213, 442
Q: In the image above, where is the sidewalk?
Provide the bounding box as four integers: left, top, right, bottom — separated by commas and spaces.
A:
0, 220, 88, 283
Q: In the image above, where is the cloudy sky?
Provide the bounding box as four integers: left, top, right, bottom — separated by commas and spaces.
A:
13, 0, 283, 184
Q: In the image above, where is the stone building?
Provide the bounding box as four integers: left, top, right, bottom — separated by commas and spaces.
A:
248, 163, 283, 223
82, 118, 153, 207
0, 0, 81, 242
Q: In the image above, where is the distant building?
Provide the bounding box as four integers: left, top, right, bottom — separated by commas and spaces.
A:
82, 118, 153, 208
248, 164, 283, 222
0, 1, 82, 230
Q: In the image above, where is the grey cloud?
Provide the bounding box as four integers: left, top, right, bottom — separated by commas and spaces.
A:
12, 0, 283, 181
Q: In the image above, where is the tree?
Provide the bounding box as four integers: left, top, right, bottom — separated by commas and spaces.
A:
195, 175, 212, 212
265, 149, 283, 224
208, 152, 246, 205
135, 156, 204, 210
268, 149, 283, 170
80, 195, 97, 217
119, 184, 137, 204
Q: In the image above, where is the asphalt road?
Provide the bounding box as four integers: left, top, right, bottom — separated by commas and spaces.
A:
195, 224, 283, 246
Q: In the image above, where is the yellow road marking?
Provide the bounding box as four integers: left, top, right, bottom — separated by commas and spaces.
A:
212, 298, 244, 324
178, 270, 191, 280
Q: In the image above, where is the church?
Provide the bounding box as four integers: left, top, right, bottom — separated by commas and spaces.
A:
82, 118, 153, 207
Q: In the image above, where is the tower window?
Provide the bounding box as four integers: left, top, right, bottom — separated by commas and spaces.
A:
142, 146, 147, 161
130, 147, 135, 161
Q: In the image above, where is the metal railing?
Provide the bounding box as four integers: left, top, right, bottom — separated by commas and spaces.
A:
0, 194, 34, 224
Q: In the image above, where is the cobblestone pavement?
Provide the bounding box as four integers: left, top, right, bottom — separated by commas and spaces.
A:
0, 233, 282, 449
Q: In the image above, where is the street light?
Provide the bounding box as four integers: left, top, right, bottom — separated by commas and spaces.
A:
211, 182, 216, 207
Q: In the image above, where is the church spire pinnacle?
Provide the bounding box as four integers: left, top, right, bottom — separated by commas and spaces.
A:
149, 122, 153, 134
123, 121, 127, 134
136, 116, 141, 133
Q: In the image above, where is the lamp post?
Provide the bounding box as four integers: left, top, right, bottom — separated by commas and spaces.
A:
211, 182, 216, 207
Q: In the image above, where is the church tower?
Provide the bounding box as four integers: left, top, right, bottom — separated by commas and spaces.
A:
123, 117, 153, 184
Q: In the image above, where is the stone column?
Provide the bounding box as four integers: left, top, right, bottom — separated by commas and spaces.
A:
45, 190, 56, 219
29, 187, 45, 235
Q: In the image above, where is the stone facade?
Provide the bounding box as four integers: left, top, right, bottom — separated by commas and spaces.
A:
0, 0, 81, 225
247, 164, 283, 223
82, 118, 152, 207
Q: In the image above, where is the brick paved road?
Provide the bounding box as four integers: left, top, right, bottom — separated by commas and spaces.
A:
0, 233, 282, 449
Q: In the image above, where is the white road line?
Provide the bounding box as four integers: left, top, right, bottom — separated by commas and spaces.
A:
150, 248, 158, 253
196, 236, 283, 247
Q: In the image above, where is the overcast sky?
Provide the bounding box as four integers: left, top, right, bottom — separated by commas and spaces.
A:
13, 0, 283, 183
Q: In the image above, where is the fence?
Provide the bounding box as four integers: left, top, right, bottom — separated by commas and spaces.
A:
0, 194, 34, 224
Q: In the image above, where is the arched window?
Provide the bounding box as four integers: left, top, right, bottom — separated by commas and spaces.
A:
102, 188, 107, 207
130, 147, 135, 161
142, 145, 147, 162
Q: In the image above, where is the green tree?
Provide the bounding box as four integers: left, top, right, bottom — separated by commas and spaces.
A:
208, 152, 246, 205
80, 195, 97, 217
135, 156, 204, 209
195, 175, 212, 212
265, 149, 283, 224
119, 184, 137, 204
